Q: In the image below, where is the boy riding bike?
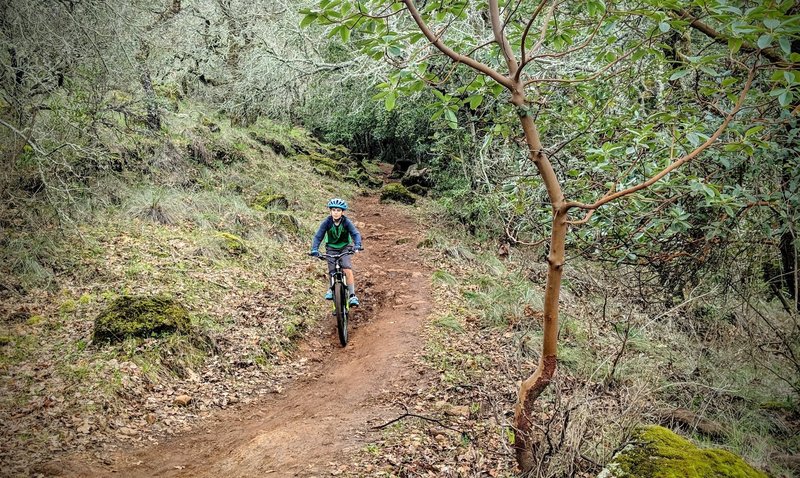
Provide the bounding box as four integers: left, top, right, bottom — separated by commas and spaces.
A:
310, 198, 363, 306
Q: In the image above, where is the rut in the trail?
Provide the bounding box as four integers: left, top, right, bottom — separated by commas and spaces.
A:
55, 194, 431, 477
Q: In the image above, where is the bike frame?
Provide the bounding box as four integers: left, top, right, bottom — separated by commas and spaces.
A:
317, 250, 355, 346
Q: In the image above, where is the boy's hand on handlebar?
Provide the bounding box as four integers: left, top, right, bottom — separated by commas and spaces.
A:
309, 250, 320, 258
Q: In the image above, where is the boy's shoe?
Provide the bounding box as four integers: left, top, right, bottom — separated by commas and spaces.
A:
348, 294, 359, 307
324, 290, 333, 300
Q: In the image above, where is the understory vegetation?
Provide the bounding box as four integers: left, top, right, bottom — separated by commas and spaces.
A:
347, 202, 798, 477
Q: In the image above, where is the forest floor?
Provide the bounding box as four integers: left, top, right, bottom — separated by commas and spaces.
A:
42, 193, 438, 477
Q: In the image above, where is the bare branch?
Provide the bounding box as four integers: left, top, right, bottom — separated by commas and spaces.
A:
0, 118, 45, 156
505, 219, 548, 247
525, 44, 639, 85
529, 11, 606, 61
372, 403, 468, 437
519, 0, 550, 66
673, 9, 792, 66
525, 0, 558, 63
489, 0, 519, 75
401, 0, 513, 90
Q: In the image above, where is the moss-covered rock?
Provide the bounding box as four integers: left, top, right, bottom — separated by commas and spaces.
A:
216, 232, 247, 255
200, 116, 220, 132
406, 184, 428, 196
380, 183, 416, 205
345, 171, 383, 188
599, 426, 767, 478
327, 144, 351, 157
400, 164, 433, 188
208, 138, 247, 165
93, 295, 190, 344
248, 130, 294, 156
364, 174, 383, 188
266, 211, 300, 234
253, 192, 289, 210
313, 164, 338, 178
301, 151, 343, 171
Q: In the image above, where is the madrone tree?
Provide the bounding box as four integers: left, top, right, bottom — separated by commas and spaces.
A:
302, 0, 799, 472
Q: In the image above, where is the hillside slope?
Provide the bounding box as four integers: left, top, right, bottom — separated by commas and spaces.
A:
0, 105, 381, 475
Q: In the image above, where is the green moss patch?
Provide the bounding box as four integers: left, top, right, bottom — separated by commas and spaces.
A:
253, 192, 289, 210
345, 170, 383, 188
93, 295, 190, 344
305, 151, 341, 170
380, 183, 416, 205
601, 426, 768, 478
291, 141, 380, 187
216, 232, 247, 255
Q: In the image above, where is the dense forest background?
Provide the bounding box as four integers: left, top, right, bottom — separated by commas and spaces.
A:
1, 0, 799, 476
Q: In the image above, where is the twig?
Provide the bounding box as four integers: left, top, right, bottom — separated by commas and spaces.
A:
505, 219, 547, 247
372, 403, 466, 436
604, 315, 631, 389
0, 118, 45, 156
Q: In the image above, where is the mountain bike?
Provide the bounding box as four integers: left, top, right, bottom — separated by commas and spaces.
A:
313, 250, 356, 346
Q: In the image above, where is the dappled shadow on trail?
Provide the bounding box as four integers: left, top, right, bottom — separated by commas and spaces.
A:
50, 194, 432, 477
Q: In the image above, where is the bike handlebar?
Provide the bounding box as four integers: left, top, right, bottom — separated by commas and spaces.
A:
310, 250, 357, 260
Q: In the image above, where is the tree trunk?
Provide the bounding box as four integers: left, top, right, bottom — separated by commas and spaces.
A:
511, 91, 568, 473
136, 41, 161, 131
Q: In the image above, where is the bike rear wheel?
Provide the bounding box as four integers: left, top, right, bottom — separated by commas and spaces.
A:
333, 281, 348, 346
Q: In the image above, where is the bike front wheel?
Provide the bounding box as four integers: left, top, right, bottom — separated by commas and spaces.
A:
333, 281, 348, 346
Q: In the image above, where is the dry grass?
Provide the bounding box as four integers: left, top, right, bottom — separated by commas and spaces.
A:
351, 201, 798, 478
0, 101, 371, 475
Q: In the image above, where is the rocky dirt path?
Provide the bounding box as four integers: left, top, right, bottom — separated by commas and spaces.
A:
53, 194, 431, 477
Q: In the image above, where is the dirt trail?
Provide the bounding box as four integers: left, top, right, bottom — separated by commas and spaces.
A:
55, 194, 431, 477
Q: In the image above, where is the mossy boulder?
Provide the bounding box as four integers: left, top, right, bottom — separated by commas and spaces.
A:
300, 151, 342, 171
266, 211, 300, 234
400, 164, 433, 188
290, 140, 381, 188
248, 130, 294, 156
253, 192, 289, 210
406, 184, 428, 196
200, 116, 220, 132
93, 295, 190, 344
216, 232, 247, 255
345, 171, 383, 188
380, 183, 416, 205
599, 426, 767, 478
